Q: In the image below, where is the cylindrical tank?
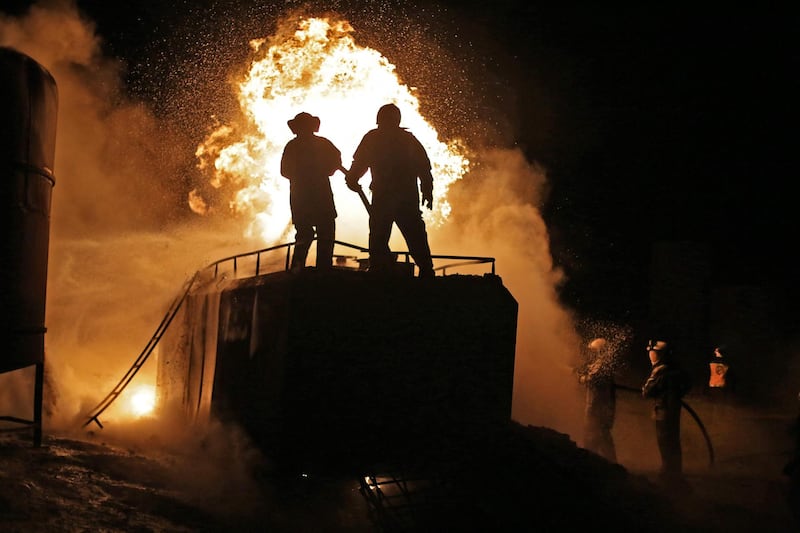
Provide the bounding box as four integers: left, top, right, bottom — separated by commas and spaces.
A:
0, 47, 58, 374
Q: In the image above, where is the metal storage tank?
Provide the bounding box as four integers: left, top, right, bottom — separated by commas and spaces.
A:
158, 267, 518, 472
0, 47, 57, 375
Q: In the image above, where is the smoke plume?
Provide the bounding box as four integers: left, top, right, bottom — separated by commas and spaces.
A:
432, 147, 584, 435
1, 0, 592, 451
0, 1, 256, 436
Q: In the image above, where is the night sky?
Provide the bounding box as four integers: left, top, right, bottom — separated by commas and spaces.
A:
492, 5, 797, 324
3, 1, 796, 327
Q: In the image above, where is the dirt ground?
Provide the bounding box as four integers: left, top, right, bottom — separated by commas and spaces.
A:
613, 391, 798, 532
1, 392, 797, 532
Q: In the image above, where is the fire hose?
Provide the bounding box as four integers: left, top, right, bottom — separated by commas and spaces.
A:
338, 166, 371, 215
615, 383, 715, 467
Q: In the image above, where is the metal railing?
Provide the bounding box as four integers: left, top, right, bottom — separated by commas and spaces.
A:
204, 240, 369, 280
81, 239, 496, 429
203, 239, 495, 280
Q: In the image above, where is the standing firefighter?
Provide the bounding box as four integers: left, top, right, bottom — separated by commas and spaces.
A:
576, 337, 618, 462
708, 346, 731, 391
707, 345, 734, 424
281, 112, 342, 270
642, 339, 691, 483
345, 103, 435, 278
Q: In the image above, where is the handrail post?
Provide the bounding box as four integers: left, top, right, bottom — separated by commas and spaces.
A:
33, 362, 43, 446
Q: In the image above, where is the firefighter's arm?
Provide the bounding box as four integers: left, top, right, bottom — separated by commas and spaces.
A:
346, 136, 371, 191
642, 371, 662, 397
280, 146, 294, 180
328, 144, 343, 177
420, 168, 433, 209
573, 364, 588, 384
345, 161, 368, 191
412, 135, 433, 209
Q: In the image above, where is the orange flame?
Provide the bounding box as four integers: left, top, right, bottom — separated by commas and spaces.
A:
193, 16, 469, 246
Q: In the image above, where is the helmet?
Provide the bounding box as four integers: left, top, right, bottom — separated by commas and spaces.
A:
287, 112, 320, 134
376, 103, 401, 127
587, 338, 608, 351
646, 339, 670, 353
647, 339, 670, 365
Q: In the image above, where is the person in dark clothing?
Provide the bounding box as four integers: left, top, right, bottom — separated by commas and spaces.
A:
345, 103, 435, 278
280, 112, 342, 270
707, 345, 735, 424
576, 337, 618, 462
642, 339, 691, 482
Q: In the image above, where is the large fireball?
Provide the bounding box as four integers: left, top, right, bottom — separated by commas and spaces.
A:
193, 16, 470, 247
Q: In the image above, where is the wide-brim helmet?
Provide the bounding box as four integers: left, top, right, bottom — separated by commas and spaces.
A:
288, 112, 320, 134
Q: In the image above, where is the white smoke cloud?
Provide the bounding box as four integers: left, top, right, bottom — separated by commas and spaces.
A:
0, 1, 256, 436
1, 1, 589, 450
431, 147, 584, 436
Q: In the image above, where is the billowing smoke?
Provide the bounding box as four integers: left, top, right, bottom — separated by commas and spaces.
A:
431, 147, 584, 435
0, 1, 259, 436
0, 0, 594, 451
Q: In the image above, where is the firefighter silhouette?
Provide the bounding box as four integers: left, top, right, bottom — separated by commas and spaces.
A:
708, 346, 730, 389
345, 103, 435, 278
280, 112, 342, 270
642, 339, 691, 483
707, 345, 735, 424
576, 337, 617, 462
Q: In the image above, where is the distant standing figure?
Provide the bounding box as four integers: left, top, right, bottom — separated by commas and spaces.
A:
707, 345, 734, 422
642, 339, 691, 482
345, 103, 435, 278
280, 112, 342, 270
576, 337, 617, 462
708, 346, 733, 391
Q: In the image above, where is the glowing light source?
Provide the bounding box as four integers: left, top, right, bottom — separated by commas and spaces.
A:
193, 15, 470, 246
128, 385, 156, 417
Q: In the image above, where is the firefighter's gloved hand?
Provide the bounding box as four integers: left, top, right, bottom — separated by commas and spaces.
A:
345, 175, 361, 192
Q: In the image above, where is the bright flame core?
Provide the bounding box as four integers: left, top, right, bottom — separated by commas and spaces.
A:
128, 385, 156, 417
194, 16, 470, 245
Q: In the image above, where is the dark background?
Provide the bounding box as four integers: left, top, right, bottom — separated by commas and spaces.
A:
2, 1, 796, 335
435, 4, 796, 326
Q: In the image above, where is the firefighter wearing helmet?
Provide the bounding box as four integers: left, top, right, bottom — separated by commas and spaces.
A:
280, 112, 342, 270
706, 345, 736, 424
576, 337, 617, 462
642, 338, 692, 483
345, 103, 435, 278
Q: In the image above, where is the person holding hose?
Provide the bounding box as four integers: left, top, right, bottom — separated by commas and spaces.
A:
345, 103, 435, 279
642, 338, 692, 485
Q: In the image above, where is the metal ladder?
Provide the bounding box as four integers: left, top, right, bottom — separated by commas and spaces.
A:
81, 272, 198, 429
358, 467, 457, 531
